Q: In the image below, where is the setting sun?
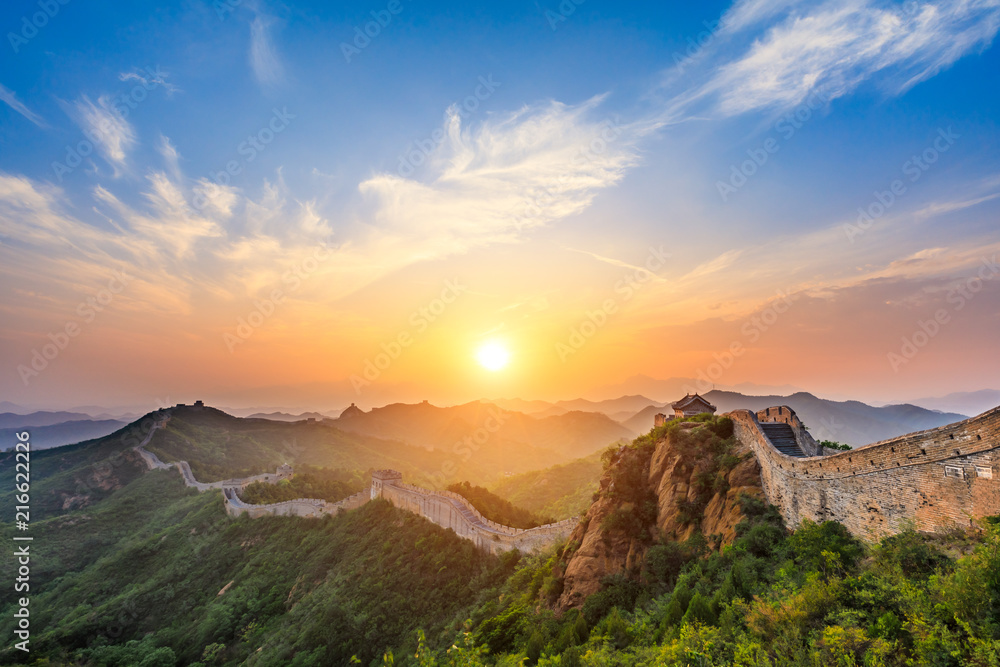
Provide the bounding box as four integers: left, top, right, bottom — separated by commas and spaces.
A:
476, 341, 511, 371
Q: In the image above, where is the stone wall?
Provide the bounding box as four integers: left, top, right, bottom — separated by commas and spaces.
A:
732, 405, 1000, 539
223, 486, 373, 518
754, 406, 823, 456
374, 478, 578, 555
135, 419, 579, 554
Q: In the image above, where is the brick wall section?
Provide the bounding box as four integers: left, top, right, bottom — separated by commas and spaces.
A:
755, 406, 823, 456
223, 486, 372, 518
373, 477, 578, 555
137, 416, 573, 553
731, 405, 1000, 539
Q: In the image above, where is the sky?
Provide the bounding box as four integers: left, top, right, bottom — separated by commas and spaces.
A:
1, 0, 999, 412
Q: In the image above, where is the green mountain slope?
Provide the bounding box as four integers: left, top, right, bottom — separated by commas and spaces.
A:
489, 451, 605, 520
0, 467, 517, 666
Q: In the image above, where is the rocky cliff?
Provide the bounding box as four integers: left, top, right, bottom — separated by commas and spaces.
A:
554, 418, 764, 611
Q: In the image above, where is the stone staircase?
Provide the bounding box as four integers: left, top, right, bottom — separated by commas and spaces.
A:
760, 422, 805, 457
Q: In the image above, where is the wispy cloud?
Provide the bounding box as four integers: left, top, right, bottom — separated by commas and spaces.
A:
249, 13, 284, 87
358, 97, 644, 262
563, 246, 668, 280
119, 66, 179, 96
669, 0, 1000, 119
0, 82, 46, 128
157, 134, 182, 181
69, 95, 136, 174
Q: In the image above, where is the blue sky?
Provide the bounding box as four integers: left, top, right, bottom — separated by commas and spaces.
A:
1, 0, 999, 409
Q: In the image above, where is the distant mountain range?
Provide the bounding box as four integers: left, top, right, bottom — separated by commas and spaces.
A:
486, 395, 659, 419
6, 382, 995, 456
906, 389, 1000, 418
0, 412, 126, 450
618, 390, 971, 447
245, 411, 331, 422
332, 401, 633, 469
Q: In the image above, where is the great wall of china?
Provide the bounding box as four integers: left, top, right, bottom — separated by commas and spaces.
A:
731, 404, 1000, 539
132, 411, 577, 555
130, 401, 1000, 550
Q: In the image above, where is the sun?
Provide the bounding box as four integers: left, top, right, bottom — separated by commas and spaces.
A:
476, 341, 510, 372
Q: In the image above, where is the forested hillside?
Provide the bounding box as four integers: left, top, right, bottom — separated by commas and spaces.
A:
3, 411, 1000, 667
489, 453, 603, 521
403, 416, 1000, 666
0, 470, 517, 666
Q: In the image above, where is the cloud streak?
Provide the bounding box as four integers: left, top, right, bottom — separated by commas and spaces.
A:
249, 14, 284, 87
0, 82, 46, 128
69, 95, 137, 174
669, 0, 1000, 119
358, 97, 645, 262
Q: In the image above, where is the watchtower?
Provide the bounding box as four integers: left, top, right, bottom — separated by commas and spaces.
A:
371, 469, 403, 499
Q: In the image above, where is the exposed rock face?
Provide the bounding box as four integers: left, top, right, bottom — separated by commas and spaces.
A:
554, 463, 647, 610
555, 423, 764, 612
54, 449, 145, 512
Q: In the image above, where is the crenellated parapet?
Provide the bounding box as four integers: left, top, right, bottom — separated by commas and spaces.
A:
365, 471, 577, 554
731, 405, 1000, 539
134, 420, 584, 554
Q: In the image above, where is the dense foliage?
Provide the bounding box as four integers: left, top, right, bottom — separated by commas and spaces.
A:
7, 412, 1000, 667
239, 465, 365, 504
447, 481, 556, 529
406, 496, 1000, 666
0, 471, 518, 667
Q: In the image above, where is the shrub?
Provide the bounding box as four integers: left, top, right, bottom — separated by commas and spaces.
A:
561, 646, 582, 667
599, 608, 631, 649
476, 606, 527, 655
820, 440, 852, 451
682, 592, 716, 626
877, 529, 953, 579
525, 631, 544, 665
788, 520, 864, 573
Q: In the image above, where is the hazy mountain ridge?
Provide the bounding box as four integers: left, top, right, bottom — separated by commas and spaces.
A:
614, 390, 972, 447
907, 389, 1000, 418
332, 400, 635, 464
0, 419, 127, 451
245, 411, 331, 421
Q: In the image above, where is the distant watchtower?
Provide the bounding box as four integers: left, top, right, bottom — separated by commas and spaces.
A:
655, 393, 717, 427
371, 469, 403, 500
670, 393, 716, 419
340, 403, 364, 419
